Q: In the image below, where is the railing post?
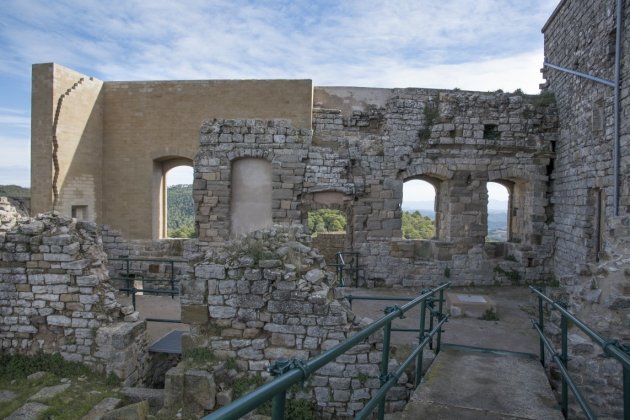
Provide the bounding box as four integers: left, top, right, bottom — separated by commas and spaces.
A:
271, 390, 286, 420
354, 253, 359, 287
170, 260, 175, 299
560, 303, 568, 418
624, 365, 629, 420
378, 311, 393, 420
428, 297, 435, 350
436, 289, 444, 355
125, 259, 130, 297
538, 293, 545, 366
336, 252, 343, 287
415, 299, 427, 387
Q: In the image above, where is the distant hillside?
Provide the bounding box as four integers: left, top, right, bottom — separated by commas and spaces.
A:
167, 184, 195, 238
403, 199, 508, 212
0, 185, 30, 199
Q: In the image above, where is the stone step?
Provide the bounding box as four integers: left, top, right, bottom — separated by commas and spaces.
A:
388, 345, 563, 420
81, 397, 123, 420
6, 402, 49, 420
120, 387, 164, 414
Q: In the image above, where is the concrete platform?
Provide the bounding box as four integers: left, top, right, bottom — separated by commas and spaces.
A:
388, 345, 562, 420
445, 291, 495, 318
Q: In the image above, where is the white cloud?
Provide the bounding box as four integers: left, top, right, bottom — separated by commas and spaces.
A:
0, 0, 561, 188
0, 114, 30, 127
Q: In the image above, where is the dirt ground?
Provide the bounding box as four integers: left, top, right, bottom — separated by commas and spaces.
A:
117, 285, 540, 356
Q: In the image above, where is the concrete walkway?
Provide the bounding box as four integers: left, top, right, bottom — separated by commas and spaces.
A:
388, 345, 563, 420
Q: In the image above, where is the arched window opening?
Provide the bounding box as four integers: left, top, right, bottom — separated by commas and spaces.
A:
487, 182, 510, 242
402, 179, 436, 239
166, 165, 196, 238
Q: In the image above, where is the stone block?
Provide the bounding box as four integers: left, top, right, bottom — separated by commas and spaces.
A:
184, 369, 216, 412
47, 315, 71, 327
181, 305, 209, 325
195, 264, 226, 279
101, 401, 149, 420
445, 292, 496, 318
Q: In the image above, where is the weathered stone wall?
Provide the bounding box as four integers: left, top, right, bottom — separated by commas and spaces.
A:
181, 226, 411, 417
312, 232, 346, 264
542, 0, 630, 417
0, 208, 147, 385
198, 91, 557, 287
100, 224, 196, 291
194, 119, 312, 242
311, 88, 557, 287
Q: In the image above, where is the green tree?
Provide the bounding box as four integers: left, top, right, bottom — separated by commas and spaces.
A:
401, 211, 435, 239
308, 209, 347, 234
167, 184, 196, 238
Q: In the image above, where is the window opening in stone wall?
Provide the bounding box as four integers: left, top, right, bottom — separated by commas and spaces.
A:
402, 179, 436, 239
486, 182, 509, 241
166, 165, 196, 238
308, 209, 347, 235
71, 205, 88, 221
483, 124, 500, 140
308, 208, 348, 264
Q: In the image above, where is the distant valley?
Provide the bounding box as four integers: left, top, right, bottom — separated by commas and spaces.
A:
402, 200, 508, 241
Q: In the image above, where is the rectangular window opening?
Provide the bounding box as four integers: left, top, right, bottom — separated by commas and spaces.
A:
71, 205, 88, 221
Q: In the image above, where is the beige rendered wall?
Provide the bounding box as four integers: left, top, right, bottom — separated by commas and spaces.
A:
102, 79, 312, 239
31, 64, 104, 220
31, 64, 55, 215
230, 158, 273, 236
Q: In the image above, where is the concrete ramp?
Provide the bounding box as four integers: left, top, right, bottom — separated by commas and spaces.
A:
389, 345, 563, 420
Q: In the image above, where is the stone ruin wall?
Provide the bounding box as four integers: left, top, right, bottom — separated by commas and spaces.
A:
180, 226, 411, 418
100, 224, 195, 293
0, 198, 147, 385
542, 0, 630, 417
195, 88, 558, 289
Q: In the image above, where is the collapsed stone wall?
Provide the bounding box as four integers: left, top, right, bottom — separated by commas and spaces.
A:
312, 232, 345, 263
0, 205, 147, 385
181, 226, 411, 417
100, 224, 194, 292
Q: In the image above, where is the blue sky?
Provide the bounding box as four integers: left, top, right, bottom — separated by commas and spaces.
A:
0, 0, 559, 188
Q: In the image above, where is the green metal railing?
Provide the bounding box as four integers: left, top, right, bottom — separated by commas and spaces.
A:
110, 257, 182, 323
203, 282, 450, 420
345, 294, 438, 345
328, 251, 359, 287
530, 286, 630, 420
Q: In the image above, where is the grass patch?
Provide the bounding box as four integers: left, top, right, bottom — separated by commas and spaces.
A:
233, 373, 271, 415
0, 353, 119, 420
0, 352, 91, 379
182, 347, 217, 367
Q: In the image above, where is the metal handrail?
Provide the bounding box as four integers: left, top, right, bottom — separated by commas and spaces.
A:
530, 286, 630, 419
332, 251, 360, 287
203, 282, 450, 420
109, 256, 182, 323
